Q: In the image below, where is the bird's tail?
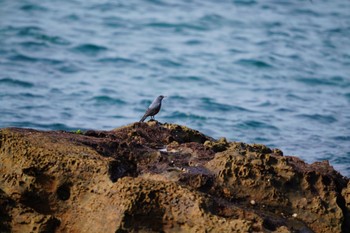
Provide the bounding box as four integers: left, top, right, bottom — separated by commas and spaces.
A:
139, 114, 147, 122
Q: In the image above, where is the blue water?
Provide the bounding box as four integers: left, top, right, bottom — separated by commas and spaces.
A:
1, 0, 350, 176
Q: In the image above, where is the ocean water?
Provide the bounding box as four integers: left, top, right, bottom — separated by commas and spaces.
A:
1, 0, 350, 176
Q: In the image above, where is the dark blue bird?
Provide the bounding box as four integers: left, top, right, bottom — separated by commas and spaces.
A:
139, 95, 166, 122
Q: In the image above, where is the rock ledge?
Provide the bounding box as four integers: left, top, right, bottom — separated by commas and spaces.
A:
1, 122, 349, 233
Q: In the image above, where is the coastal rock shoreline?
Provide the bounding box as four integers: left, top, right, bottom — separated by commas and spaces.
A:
0, 121, 349, 233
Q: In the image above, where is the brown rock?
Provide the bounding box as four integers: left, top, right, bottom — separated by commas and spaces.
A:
0, 122, 349, 233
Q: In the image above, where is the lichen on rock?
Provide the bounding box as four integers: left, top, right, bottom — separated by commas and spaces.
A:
0, 122, 349, 233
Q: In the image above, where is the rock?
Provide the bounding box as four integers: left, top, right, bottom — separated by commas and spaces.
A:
0, 122, 349, 233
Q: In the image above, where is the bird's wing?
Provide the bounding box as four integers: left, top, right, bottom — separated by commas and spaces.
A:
148, 100, 160, 109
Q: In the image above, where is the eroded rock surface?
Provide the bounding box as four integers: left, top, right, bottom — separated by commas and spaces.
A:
0, 122, 349, 233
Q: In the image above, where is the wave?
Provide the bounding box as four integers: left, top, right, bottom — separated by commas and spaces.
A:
235, 59, 273, 68
332, 136, 350, 142
0, 78, 34, 88
20, 4, 48, 12
88, 96, 127, 105
9, 53, 63, 65
345, 93, 350, 101
237, 120, 279, 130
295, 76, 349, 87
168, 75, 204, 82
166, 111, 207, 120
19, 41, 48, 49
200, 97, 252, 112
97, 57, 136, 64
71, 44, 108, 56
296, 114, 337, 124
155, 59, 183, 68
144, 22, 208, 31
232, 0, 257, 6
7, 26, 70, 45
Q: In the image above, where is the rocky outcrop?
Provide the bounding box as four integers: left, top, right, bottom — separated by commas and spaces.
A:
0, 121, 349, 233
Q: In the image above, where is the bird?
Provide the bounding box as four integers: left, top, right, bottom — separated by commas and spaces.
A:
139, 95, 166, 122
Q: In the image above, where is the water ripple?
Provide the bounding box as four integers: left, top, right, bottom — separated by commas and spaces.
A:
235, 59, 273, 68
9, 26, 70, 45
20, 4, 48, 12
71, 44, 108, 56
155, 59, 183, 68
144, 22, 208, 31
200, 97, 252, 112
88, 96, 127, 106
97, 57, 136, 64
296, 76, 349, 87
9, 54, 63, 65
167, 111, 207, 121
296, 114, 337, 124
237, 120, 279, 131
0, 78, 34, 88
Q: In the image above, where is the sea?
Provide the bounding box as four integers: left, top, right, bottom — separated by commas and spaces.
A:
1, 0, 349, 177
